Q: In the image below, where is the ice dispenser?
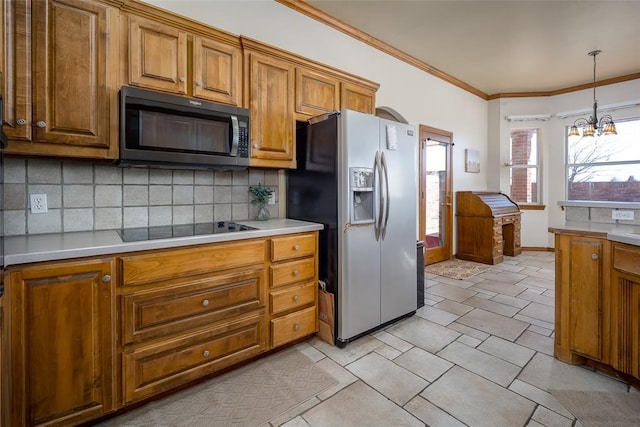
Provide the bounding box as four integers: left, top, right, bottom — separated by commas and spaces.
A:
349, 167, 375, 223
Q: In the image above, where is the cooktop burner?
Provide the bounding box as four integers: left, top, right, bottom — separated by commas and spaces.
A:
117, 222, 256, 242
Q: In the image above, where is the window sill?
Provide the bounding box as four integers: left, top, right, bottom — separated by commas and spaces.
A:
558, 201, 640, 209
517, 204, 546, 211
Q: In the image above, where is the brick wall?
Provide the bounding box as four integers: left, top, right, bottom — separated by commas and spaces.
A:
568, 181, 640, 202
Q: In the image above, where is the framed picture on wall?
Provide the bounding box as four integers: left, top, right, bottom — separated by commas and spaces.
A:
465, 149, 480, 173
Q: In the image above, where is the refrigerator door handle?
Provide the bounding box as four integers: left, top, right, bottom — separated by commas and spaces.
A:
374, 151, 383, 241
381, 151, 390, 239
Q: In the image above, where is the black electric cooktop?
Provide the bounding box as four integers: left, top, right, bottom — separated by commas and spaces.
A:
117, 222, 257, 242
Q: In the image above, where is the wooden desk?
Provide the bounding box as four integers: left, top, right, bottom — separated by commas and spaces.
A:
455, 191, 521, 265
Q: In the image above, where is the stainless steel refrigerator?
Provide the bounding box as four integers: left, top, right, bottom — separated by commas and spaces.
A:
288, 109, 417, 347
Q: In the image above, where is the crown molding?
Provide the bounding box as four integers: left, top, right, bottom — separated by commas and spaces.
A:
278, 1, 640, 101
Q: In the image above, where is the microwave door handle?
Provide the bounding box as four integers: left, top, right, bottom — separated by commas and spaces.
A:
230, 115, 240, 156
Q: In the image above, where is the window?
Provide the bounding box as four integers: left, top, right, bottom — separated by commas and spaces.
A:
508, 128, 540, 204
566, 118, 640, 202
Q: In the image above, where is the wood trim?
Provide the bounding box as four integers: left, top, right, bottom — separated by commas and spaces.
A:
278, 0, 640, 100
518, 204, 546, 211
275, 0, 486, 99
488, 73, 640, 99
521, 247, 555, 252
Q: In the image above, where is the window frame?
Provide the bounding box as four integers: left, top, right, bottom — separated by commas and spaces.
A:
564, 116, 640, 203
507, 127, 542, 205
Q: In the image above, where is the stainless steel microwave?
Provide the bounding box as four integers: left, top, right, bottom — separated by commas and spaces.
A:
119, 86, 250, 169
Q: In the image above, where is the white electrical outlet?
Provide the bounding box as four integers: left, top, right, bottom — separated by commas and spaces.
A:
30, 194, 48, 214
612, 210, 634, 220
268, 189, 276, 205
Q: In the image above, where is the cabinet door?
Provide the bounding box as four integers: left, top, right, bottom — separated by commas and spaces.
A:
568, 238, 606, 361
128, 15, 187, 94
1, 0, 31, 141
341, 82, 375, 114
193, 35, 241, 105
247, 53, 295, 168
295, 68, 339, 116
8, 258, 115, 426
24, 0, 117, 158
611, 244, 640, 378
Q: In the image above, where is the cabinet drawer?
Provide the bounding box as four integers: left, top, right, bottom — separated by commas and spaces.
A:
123, 312, 265, 403
271, 233, 316, 261
121, 239, 265, 286
614, 245, 640, 276
271, 258, 315, 288
271, 306, 317, 347
122, 270, 265, 344
270, 281, 316, 315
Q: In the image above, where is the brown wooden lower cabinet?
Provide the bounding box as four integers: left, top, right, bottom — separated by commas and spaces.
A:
2, 231, 319, 426
552, 229, 640, 384
610, 243, 640, 378
5, 258, 116, 427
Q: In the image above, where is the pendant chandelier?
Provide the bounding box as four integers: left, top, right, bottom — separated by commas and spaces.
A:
568, 50, 617, 138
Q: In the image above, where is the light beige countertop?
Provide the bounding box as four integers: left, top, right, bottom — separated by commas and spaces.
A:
4, 218, 324, 267
549, 221, 640, 246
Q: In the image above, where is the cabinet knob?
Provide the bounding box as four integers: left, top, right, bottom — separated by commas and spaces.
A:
294, 324, 300, 331
293, 270, 299, 276
36, 121, 46, 128
16, 118, 27, 126
253, 143, 261, 149
195, 81, 203, 87
102, 275, 111, 283
293, 295, 299, 302
202, 299, 209, 307
179, 76, 186, 83
591, 253, 599, 260
203, 350, 210, 358
293, 245, 300, 251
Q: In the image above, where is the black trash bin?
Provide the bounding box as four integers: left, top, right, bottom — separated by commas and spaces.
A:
417, 241, 425, 308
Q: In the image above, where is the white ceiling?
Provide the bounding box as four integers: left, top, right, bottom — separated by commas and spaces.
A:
304, 0, 640, 96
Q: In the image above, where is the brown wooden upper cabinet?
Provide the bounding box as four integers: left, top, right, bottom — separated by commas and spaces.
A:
2, 0, 118, 159
244, 51, 296, 169
295, 68, 340, 116
341, 81, 376, 114
124, 14, 241, 106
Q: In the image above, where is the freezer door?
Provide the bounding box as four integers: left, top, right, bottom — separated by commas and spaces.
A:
337, 110, 382, 341
379, 119, 418, 323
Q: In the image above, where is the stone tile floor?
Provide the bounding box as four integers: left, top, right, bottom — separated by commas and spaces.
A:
272, 251, 637, 427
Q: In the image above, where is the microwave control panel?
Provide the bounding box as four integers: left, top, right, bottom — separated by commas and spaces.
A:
238, 122, 249, 158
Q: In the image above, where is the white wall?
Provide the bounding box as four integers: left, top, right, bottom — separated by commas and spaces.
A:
491, 80, 640, 248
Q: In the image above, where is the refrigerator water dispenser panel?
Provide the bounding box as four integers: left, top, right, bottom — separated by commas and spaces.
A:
350, 167, 375, 224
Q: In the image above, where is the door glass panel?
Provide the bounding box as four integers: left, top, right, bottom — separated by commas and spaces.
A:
425, 142, 447, 249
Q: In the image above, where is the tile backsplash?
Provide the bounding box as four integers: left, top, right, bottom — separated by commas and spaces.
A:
3, 158, 280, 236
565, 205, 640, 225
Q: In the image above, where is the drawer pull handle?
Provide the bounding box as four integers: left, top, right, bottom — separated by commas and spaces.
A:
293, 270, 299, 276
203, 350, 210, 358
102, 275, 111, 283
294, 324, 300, 331
202, 299, 209, 307
293, 295, 299, 302
294, 244, 300, 251
591, 253, 599, 260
